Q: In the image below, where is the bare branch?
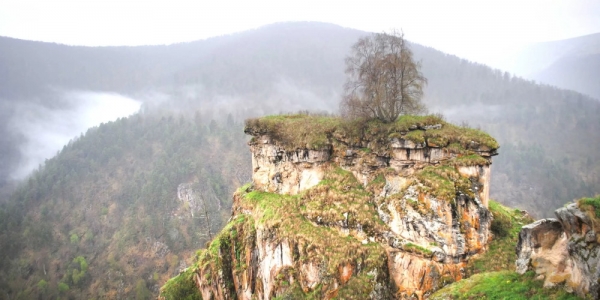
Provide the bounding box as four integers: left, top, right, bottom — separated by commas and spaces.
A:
340, 30, 427, 122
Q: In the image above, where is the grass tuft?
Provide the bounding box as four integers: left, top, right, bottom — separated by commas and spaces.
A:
578, 195, 600, 219
431, 271, 579, 300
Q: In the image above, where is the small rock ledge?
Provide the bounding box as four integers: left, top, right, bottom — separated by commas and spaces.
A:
516, 196, 600, 299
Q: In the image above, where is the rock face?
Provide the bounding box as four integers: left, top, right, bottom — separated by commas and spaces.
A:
250, 134, 330, 195
516, 201, 600, 298
176, 115, 498, 300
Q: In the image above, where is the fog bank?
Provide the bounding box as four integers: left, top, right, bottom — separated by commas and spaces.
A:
9, 91, 141, 179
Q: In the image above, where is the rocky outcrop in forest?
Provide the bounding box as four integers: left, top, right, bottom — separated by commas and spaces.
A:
516, 196, 600, 299
161, 114, 500, 299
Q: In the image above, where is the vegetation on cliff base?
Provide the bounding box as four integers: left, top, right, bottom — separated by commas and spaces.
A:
166, 166, 392, 298
431, 271, 579, 300
244, 113, 499, 153
237, 167, 388, 276
0, 114, 246, 299
466, 200, 533, 275
432, 200, 580, 299
159, 267, 202, 300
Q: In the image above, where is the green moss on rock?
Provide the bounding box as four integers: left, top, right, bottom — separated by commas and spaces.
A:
244, 114, 499, 152
415, 165, 473, 201
237, 168, 388, 276
578, 195, 600, 219
159, 267, 202, 300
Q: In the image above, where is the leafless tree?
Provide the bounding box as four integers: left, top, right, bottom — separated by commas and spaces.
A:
341, 30, 427, 122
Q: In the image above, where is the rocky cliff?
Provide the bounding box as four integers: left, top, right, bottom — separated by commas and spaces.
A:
160, 114, 500, 299
516, 196, 600, 298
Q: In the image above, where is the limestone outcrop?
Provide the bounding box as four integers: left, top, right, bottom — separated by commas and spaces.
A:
165, 115, 499, 299
516, 198, 600, 298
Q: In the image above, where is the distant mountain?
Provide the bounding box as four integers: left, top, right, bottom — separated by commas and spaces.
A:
1, 21, 600, 298
503, 32, 600, 100
2, 21, 599, 215
0, 22, 360, 187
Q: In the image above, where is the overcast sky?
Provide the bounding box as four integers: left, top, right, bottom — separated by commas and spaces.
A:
1, 0, 599, 67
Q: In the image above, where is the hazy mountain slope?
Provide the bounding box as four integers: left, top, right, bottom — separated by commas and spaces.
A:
535, 52, 600, 99
2, 22, 600, 213
0, 22, 358, 99
0, 113, 250, 299
0, 23, 360, 188
503, 32, 600, 99
412, 44, 600, 215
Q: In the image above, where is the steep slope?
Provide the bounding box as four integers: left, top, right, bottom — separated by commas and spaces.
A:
0, 113, 250, 299
161, 114, 498, 299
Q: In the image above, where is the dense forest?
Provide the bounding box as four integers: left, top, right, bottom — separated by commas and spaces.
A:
0, 22, 599, 298
0, 113, 249, 298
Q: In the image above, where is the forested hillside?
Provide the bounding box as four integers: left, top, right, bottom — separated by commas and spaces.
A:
0, 113, 249, 299
2, 23, 598, 218
414, 44, 600, 215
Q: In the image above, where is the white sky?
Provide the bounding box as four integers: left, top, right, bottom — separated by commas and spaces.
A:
1, 0, 599, 66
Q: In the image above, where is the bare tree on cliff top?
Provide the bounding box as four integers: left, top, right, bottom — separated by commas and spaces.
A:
340, 30, 427, 122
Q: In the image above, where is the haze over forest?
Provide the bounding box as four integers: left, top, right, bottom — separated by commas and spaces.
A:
0, 20, 599, 299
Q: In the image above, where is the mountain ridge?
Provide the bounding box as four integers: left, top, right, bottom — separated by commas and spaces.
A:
503, 32, 600, 100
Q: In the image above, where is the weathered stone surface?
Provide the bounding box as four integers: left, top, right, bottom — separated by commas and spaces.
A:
193, 128, 495, 299
516, 203, 600, 298
457, 166, 490, 207
250, 135, 329, 194
515, 218, 564, 275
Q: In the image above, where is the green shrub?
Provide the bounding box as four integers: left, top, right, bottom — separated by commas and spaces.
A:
578, 195, 600, 218
489, 202, 513, 238
159, 268, 202, 300
70, 233, 79, 245
36, 279, 48, 290
135, 279, 151, 300
58, 282, 69, 292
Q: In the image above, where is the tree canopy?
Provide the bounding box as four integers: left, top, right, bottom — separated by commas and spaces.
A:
340, 30, 427, 122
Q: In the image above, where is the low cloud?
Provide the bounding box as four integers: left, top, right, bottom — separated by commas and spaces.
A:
9, 90, 141, 179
